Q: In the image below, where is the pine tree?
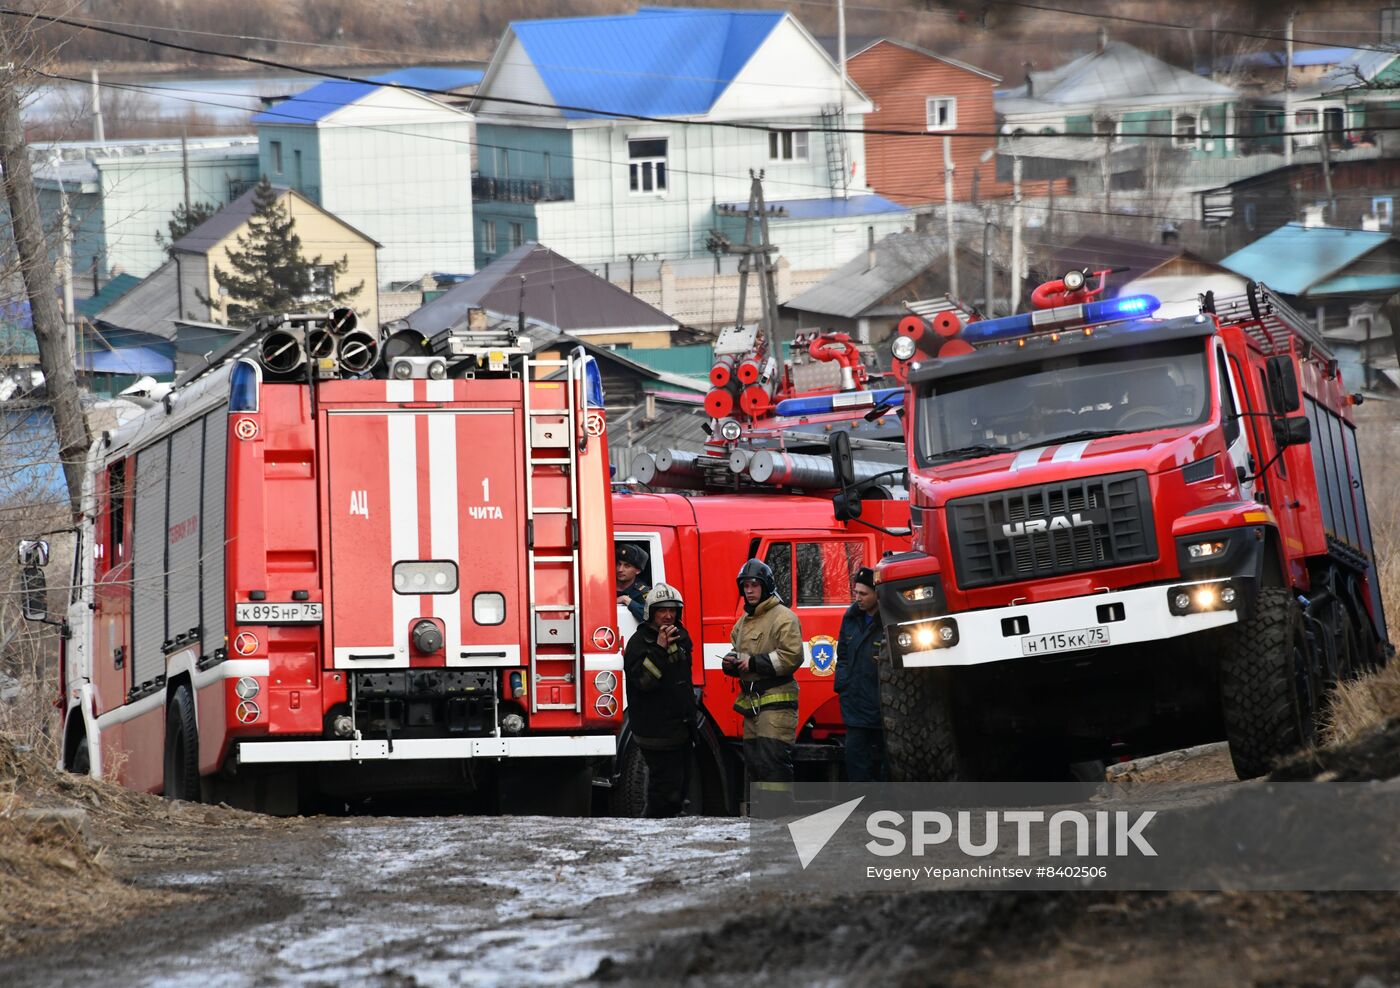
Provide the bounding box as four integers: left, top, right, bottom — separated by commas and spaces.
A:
155, 200, 218, 258
200, 177, 363, 323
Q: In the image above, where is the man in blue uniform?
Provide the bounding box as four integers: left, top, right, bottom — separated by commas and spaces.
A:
834, 566, 886, 782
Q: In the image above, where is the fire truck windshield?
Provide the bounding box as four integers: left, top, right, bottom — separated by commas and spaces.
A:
916, 338, 1209, 463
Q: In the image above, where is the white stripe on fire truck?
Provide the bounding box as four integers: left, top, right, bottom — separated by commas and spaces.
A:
1009, 448, 1046, 471
701, 642, 815, 670
387, 411, 418, 663
1051, 441, 1091, 463
386, 380, 413, 403
426, 379, 454, 403
428, 410, 462, 656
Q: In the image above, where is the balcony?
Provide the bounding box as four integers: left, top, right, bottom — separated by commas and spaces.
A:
472, 175, 573, 204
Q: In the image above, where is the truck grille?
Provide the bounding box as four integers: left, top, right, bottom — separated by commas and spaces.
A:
947, 472, 1156, 589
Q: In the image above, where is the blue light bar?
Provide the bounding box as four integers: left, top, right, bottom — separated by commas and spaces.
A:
228, 358, 261, 412
774, 387, 904, 418
960, 294, 1162, 346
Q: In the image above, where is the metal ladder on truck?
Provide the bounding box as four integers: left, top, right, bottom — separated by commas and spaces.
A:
521, 347, 586, 714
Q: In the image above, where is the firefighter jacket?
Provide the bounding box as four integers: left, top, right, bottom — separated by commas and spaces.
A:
727, 596, 803, 718
623, 622, 697, 749
619, 581, 649, 623
834, 604, 884, 730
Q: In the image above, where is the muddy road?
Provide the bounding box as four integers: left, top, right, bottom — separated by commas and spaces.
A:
4, 741, 1400, 986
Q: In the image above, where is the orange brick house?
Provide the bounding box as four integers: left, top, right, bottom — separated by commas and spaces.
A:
848, 39, 1061, 205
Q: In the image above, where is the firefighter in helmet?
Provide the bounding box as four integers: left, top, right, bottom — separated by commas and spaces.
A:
616, 543, 651, 623
722, 559, 804, 808
622, 582, 697, 817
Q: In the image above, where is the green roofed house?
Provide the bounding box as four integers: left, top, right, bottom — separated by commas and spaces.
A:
1221, 222, 1400, 391
996, 33, 1240, 158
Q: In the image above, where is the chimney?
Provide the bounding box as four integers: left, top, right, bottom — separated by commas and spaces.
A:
1097, 26, 1108, 54
866, 226, 876, 272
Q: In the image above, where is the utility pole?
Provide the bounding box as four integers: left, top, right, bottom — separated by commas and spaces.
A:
943, 135, 958, 299
712, 172, 781, 337
982, 210, 996, 317
1010, 155, 1023, 314
181, 131, 190, 211
1284, 10, 1295, 166
0, 58, 92, 514
90, 67, 104, 143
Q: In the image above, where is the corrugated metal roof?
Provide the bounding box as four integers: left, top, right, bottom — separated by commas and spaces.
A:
509, 8, 783, 119
1220, 223, 1393, 295
172, 184, 380, 255
252, 80, 379, 125
370, 67, 484, 91
716, 194, 909, 220
404, 243, 680, 336
93, 260, 181, 339
1307, 273, 1400, 296
76, 274, 141, 319
1316, 49, 1397, 91
999, 41, 1236, 114
784, 231, 946, 318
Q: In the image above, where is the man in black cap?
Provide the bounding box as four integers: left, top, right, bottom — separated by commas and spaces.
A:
615, 543, 651, 623
834, 566, 886, 782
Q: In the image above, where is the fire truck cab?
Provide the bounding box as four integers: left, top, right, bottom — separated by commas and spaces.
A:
609, 491, 911, 814
870, 283, 1390, 780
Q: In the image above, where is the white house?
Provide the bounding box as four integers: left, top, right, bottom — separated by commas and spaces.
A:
253, 79, 475, 283
469, 8, 912, 273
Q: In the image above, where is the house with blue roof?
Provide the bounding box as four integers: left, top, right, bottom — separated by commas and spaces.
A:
469, 7, 911, 273
254, 78, 474, 283
1221, 222, 1400, 390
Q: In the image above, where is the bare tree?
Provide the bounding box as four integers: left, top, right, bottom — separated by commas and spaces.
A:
0, 7, 91, 516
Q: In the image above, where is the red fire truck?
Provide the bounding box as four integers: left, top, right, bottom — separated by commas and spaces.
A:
607, 325, 912, 813
857, 278, 1389, 780
19, 313, 621, 814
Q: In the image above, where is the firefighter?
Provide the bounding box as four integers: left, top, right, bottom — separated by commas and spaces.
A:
834, 567, 886, 782
722, 559, 803, 809
622, 583, 697, 818
615, 543, 651, 623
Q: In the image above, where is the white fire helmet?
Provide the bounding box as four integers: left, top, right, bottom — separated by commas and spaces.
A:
644, 583, 684, 622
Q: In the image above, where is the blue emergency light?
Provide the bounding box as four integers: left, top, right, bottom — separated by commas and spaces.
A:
774, 386, 905, 418
960, 294, 1162, 345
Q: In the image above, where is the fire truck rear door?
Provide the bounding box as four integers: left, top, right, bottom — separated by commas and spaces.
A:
327, 407, 524, 669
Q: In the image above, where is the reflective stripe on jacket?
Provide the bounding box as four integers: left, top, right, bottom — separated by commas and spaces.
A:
730, 596, 803, 718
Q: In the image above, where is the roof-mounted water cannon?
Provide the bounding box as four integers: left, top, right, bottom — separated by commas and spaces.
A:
705, 325, 767, 420
426, 308, 533, 378
1029, 265, 1129, 309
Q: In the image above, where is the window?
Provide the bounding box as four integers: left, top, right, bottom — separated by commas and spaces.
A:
767, 130, 809, 161
628, 138, 668, 194
508, 222, 523, 249
795, 542, 866, 607
1374, 196, 1393, 227
925, 97, 956, 131
106, 460, 126, 571
764, 542, 793, 605
310, 265, 334, 296
270, 140, 283, 174
498, 147, 510, 180
1216, 349, 1240, 447
1174, 113, 1198, 148
481, 220, 497, 253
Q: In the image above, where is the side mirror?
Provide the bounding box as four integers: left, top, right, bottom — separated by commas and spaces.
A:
20, 565, 48, 622
1265, 355, 1301, 415
830, 431, 858, 489
18, 538, 49, 567
1273, 415, 1312, 448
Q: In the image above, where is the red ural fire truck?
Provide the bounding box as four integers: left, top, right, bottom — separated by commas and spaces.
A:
18, 313, 621, 813
862, 278, 1390, 781
607, 325, 912, 813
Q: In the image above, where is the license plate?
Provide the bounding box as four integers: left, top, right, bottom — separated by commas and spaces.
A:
1020, 626, 1109, 656
235, 602, 324, 625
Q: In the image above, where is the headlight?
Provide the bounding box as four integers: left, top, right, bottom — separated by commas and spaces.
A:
1186, 539, 1227, 559
718, 418, 743, 441
393, 560, 459, 595
892, 335, 918, 361
901, 584, 938, 602
1168, 581, 1238, 616
427, 359, 447, 380
1063, 269, 1086, 291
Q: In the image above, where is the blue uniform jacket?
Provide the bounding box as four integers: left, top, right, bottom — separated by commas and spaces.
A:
834, 604, 883, 729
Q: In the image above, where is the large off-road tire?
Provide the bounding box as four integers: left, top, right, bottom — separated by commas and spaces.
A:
878, 663, 961, 781
1221, 588, 1319, 780
163, 685, 202, 802
612, 741, 648, 817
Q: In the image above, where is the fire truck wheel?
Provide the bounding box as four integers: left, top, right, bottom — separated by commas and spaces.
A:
612, 742, 648, 817
878, 664, 962, 782
163, 685, 202, 803
1221, 588, 1319, 780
